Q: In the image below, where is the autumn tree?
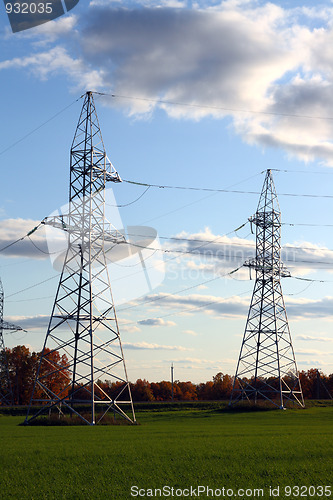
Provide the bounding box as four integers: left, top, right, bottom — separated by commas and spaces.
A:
6, 345, 37, 405
178, 381, 197, 400
196, 381, 214, 400
5, 345, 70, 405
150, 381, 173, 401
299, 369, 332, 399
3, 344, 332, 404
212, 372, 233, 399
131, 379, 154, 401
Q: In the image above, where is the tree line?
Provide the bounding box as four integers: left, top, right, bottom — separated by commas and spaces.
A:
1, 345, 332, 405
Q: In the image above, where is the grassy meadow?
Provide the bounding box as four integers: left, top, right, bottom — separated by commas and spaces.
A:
0, 403, 332, 499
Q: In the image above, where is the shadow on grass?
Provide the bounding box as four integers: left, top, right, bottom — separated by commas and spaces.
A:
20, 414, 137, 426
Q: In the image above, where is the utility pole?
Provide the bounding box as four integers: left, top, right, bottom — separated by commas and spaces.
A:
0, 278, 25, 405
25, 92, 135, 425
171, 363, 174, 402
316, 369, 320, 399
229, 170, 304, 409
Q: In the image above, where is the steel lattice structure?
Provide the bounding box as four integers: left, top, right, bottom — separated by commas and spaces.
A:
25, 92, 136, 424
230, 169, 304, 409
0, 278, 25, 405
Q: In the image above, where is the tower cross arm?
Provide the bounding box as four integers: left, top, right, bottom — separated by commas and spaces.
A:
0, 320, 26, 333
91, 156, 122, 183
104, 164, 122, 183
41, 217, 126, 244
244, 258, 291, 278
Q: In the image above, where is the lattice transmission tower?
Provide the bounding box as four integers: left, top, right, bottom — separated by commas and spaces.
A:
0, 278, 25, 405
230, 169, 304, 409
25, 91, 136, 425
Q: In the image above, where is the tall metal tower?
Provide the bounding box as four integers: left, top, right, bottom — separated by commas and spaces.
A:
26, 92, 136, 424
0, 278, 25, 405
230, 170, 304, 409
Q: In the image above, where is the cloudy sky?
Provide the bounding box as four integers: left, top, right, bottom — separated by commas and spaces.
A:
0, 0, 332, 383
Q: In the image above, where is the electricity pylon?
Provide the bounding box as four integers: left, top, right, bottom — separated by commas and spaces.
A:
25, 91, 136, 425
0, 278, 25, 405
230, 169, 304, 409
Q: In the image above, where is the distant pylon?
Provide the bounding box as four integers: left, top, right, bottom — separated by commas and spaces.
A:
0, 278, 25, 405
230, 170, 304, 409
26, 92, 136, 424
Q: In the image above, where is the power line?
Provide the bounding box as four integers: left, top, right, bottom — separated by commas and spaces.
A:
0, 217, 330, 262
98, 92, 333, 122
283, 223, 333, 228
123, 240, 333, 268
0, 224, 41, 253
134, 171, 264, 226
1, 218, 332, 275
3, 91, 333, 163
119, 287, 254, 329
285, 281, 314, 296
123, 178, 333, 199
106, 186, 150, 207
118, 264, 243, 314
2, 220, 332, 298
0, 97, 82, 157
5, 235, 331, 306
102, 222, 248, 287
6, 295, 54, 303
6, 258, 332, 308
6, 274, 60, 299
292, 276, 331, 283
124, 230, 333, 253
272, 168, 333, 175
27, 235, 60, 255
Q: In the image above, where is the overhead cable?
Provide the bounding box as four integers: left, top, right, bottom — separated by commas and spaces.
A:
6, 274, 60, 299
118, 264, 243, 314
97, 92, 333, 121
0, 224, 41, 253
124, 240, 333, 268
0, 97, 82, 157
123, 179, 333, 199
106, 186, 150, 207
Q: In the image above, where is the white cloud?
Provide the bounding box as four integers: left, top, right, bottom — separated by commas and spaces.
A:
0, 46, 104, 89
142, 291, 333, 321
297, 334, 333, 343
144, 292, 249, 317
1, 219, 332, 285
137, 318, 176, 327
0, 219, 47, 259
183, 329, 198, 336
285, 296, 333, 320
172, 356, 235, 370
6, 314, 49, 330
33, 14, 78, 41
123, 341, 188, 350
166, 228, 333, 276
296, 348, 330, 356
2, 3, 333, 163
78, 2, 333, 165
120, 324, 141, 333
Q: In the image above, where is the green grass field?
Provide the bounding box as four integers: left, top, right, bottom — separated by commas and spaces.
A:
0, 404, 332, 499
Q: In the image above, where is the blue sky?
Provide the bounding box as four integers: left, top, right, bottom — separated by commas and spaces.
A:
0, 0, 332, 383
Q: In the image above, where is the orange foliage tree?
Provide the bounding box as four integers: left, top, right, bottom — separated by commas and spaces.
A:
3, 344, 332, 404
5, 345, 70, 405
